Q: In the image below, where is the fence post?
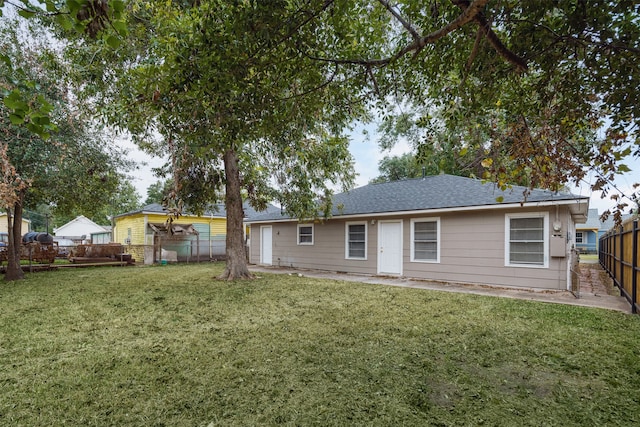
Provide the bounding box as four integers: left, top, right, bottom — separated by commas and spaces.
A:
605, 233, 609, 271
633, 220, 638, 314
611, 230, 620, 284
620, 223, 625, 296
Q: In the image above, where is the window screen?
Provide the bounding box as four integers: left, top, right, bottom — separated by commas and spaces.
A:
298, 225, 313, 245
347, 224, 366, 259
509, 217, 544, 265
413, 221, 438, 261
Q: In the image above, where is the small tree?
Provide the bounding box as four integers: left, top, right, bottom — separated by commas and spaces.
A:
0, 144, 29, 280
64, 1, 360, 280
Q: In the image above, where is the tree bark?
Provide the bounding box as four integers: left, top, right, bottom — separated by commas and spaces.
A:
5, 201, 24, 281
219, 147, 254, 280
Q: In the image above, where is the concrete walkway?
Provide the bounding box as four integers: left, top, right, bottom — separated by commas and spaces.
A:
249, 263, 631, 313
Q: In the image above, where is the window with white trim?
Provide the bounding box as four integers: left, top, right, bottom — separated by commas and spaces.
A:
505, 213, 548, 268
345, 222, 367, 260
575, 232, 583, 244
297, 224, 314, 245
411, 218, 440, 263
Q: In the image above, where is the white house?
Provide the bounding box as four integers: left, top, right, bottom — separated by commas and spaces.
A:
53, 215, 108, 243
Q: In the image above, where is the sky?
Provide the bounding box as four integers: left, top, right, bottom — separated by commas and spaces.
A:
123, 128, 638, 215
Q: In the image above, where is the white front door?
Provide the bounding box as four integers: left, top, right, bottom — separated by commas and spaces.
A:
378, 221, 402, 275
260, 226, 272, 265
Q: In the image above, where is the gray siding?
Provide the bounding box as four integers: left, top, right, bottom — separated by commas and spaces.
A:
251, 221, 377, 274
249, 206, 573, 290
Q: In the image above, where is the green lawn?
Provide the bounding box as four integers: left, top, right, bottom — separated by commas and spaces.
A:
1, 264, 639, 426
580, 254, 599, 262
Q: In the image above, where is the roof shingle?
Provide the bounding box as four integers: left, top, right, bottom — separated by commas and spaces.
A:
248, 174, 588, 222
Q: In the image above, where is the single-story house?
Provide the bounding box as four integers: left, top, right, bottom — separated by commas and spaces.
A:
246, 175, 590, 291
575, 209, 632, 254
113, 202, 280, 264
53, 215, 109, 243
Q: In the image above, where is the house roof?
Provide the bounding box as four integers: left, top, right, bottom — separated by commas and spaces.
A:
577, 208, 633, 232
53, 215, 108, 236
0, 213, 31, 223
247, 174, 589, 223
91, 225, 113, 234
114, 202, 281, 220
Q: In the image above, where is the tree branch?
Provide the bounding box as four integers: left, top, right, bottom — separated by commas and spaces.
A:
516, 19, 640, 55
306, 0, 490, 67
278, 63, 340, 101
460, 25, 484, 86
377, 0, 420, 42
453, 0, 528, 72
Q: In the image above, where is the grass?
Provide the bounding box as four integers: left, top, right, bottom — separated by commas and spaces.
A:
1, 264, 639, 426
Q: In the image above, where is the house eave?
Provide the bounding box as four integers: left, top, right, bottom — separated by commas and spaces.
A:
246, 198, 590, 224
114, 210, 225, 220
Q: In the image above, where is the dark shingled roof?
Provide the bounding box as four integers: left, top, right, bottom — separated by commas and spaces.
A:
248, 174, 588, 222
115, 202, 281, 220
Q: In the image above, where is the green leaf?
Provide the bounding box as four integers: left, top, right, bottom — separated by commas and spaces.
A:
0, 53, 11, 67
17, 9, 36, 19
66, 0, 82, 14
9, 113, 25, 125
4, 90, 28, 111
45, 1, 58, 12
31, 115, 51, 126
112, 20, 128, 37
111, 0, 125, 13
54, 14, 74, 30
495, 196, 504, 203
106, 35, 121, 49
617, 164, 631, 173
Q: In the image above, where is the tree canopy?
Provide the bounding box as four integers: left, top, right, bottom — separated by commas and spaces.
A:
143, 179, 173, 206
3, 0, 638, 279
0, 16, 136, 279
362, 1, 639, 212
0, 0, 128, 138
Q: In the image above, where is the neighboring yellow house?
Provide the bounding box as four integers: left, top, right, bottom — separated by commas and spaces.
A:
113, 203, 227, 264
113, 202, 282, 264
0, 213, 31, 234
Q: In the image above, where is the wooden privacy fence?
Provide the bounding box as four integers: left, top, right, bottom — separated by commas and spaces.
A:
599, 218, 639, 314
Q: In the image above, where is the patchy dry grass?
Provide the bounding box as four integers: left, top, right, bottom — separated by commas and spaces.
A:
1, 264, 639, 426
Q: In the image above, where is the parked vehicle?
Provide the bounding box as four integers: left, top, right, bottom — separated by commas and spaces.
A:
53, 238, 76, 257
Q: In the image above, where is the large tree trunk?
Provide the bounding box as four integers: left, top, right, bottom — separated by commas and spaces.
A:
5, 201, 24, 281
219, 147, 253, 280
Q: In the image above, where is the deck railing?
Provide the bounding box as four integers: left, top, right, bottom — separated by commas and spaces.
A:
599, 219, 639, 314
